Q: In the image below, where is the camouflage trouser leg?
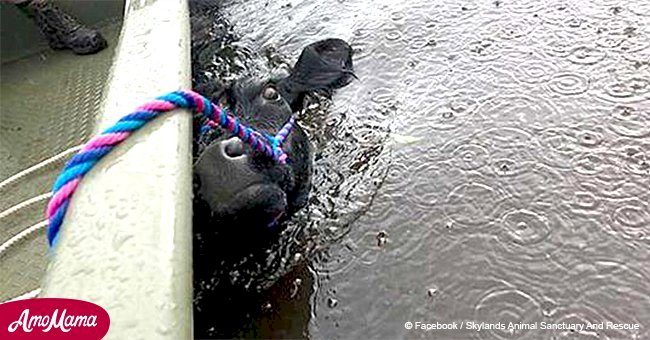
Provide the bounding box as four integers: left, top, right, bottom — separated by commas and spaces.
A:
11, 0, 108, 55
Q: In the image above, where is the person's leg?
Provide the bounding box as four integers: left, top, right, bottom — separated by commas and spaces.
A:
8, 0, 107, 55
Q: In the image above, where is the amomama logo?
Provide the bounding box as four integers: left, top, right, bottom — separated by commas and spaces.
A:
0, 298, 110, 339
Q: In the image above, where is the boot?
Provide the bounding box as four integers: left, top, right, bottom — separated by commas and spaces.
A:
17, 0, 107, 55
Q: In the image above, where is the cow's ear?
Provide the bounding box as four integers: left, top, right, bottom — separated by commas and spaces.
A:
278, 39, 356, 111
292, 38, 356, 90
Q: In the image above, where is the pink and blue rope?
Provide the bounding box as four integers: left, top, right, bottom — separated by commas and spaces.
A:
46, 89, 296, 247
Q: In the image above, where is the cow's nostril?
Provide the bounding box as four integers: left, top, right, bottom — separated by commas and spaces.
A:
222, 137, 246, 158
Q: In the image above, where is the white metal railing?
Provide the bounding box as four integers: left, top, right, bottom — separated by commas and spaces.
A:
40, 0, 193, 339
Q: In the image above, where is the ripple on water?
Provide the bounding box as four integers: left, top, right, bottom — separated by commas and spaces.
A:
444, 143, 490, 171
490, 157, 530, 178
576, 129, 603, 147
544, 37, 577, 57
294, 94, 389, 277
530, 177, 604, 221
407, 160, 445, 210
619, 33, 650, 53
406, 35, 431, 52
350, 18, 384, 58
318, 156, 442, 272
444, 182, 510, 228
629, 1, 650, 16
492, 199, 566, 263
352, 26, 373, 39
595, 35, 624, 49
444, 128, 537, 184
537, 128, 575, 169
564, 16, 586, 29
569, 148, 649, 200
473, 288, 542, 340
547, 72, 590, 96
369, 86, 398, 106
423, 94, 479, 131
538, 2, 577, 26
467, 38, 505, 62
497, 18, 538, 40
369, 161, 411, 215
365, 153, 418, 219
552, 261, 650, 339
593, 17, 633, 34
560, 16, 599, 39
608, 137, 650, 177
534, 126, 604, 170
301, 23, 323, 37
313, 237, 360, 278
389, 10, 405, 23
570, 152, 610, 176
513, 59, 557, 84
363, 220, 440, 269
580, 0, 629, 18
350, 40, 374, 62
568, 190, 603, 218
567, 46, 607, 65
475, 17, 502, 37
576, 178, 649, 213
502, 0, 546, 14
476, 66, 524, 91
431, 1, 479, 21
596, 29, 650, 54
474, 127, 536, 151
594, 75, 650, 104
384, 28, 403, 42
593, 18, 650, 51
608, 198, 650, 241
478, 95, 561, 128
500, 209, 551, 246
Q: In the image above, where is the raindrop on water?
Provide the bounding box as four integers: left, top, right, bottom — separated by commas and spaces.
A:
442, 111, 454, 119
376, 231, 388, 247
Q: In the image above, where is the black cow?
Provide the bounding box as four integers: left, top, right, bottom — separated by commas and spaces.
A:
189, 1, 355, 337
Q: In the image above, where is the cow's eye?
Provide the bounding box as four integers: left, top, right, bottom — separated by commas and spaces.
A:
262, 86, 280, 101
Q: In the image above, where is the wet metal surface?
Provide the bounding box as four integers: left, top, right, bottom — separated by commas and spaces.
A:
0, 6, 123, 302
218, 0, 649, 338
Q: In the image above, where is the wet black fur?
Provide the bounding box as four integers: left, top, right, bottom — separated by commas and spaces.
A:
189, 1, 355, 337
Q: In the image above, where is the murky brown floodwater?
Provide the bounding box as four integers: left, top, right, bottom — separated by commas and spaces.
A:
206, 0, 649, 338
